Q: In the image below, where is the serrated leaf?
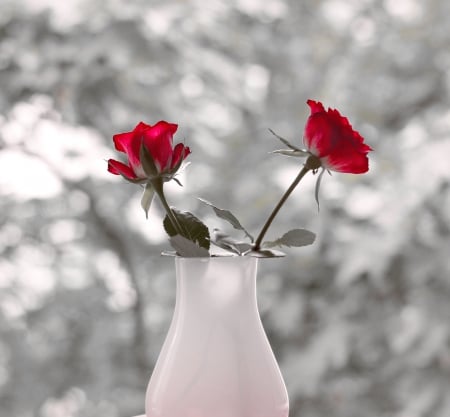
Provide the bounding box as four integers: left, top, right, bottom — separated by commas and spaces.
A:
211, 229, 253, 255
141, 183, 155, 219
169, 235, 210, 257
264, 228, 316, 248
198, 198, 254, 242
163, 209, 210, 251
248, 249, 286, 258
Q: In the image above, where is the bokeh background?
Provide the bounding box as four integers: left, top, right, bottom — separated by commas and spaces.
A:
1, 0, 450, 416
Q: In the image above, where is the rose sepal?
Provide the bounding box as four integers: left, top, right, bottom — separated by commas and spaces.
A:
269, 128, 309, 158
140, 141, 159, 178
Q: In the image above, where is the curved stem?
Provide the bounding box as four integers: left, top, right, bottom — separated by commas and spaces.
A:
151, 179, 183, 236
253, 165, 310, 251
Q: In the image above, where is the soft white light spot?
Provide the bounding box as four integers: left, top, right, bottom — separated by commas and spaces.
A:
235, 0, 287, 19
40, 387, 87, 417
17, 267, 56, 310
124, 193, 166, 244
180, 74, 205, 98
399, 120, 426, 149
0, 261, 14, 289
1, 96, 53, 145
22, 0, 88, 32
17, 263, 56, 295
383, 0, 423, 22
197, 101, 242, 135
144, 9, 173, 36
345, 186, 383, 219
264, 0, 288, 19
1, 119, 27, 145
0, 150, 63, 200
28, 120, 111, 181
45, 220, 86, 244
321, 0, 358, 30
274, 164, 315, 194
95, 250, 136, 312
351, 17, 376, 45
244, 64, 270, 102
1, 297, 25, 319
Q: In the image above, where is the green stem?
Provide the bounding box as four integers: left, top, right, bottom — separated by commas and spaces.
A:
151, 179, 183, 236
253, 165, 311, 251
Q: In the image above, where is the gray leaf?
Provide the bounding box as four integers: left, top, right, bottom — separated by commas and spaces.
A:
163, 209, 210, 251
212, 229, 253, 255
264, 228, 316, 248
169, 235, 210, 257
198, 198, 254, 242
249, 249, 286, 258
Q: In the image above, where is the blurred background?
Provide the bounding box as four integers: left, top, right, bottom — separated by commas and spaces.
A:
1, 0, 450, 416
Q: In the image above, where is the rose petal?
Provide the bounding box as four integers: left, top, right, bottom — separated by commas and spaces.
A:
113, 122, 152, 171
143, 121, 178, 172
304, 100, 372, 173
170, 143, 191, 169
321, 147, 370, 173
113, 122, 150, 152
306, 99, 326, 114
303, 112, 333, 157
107, 159, 138, 179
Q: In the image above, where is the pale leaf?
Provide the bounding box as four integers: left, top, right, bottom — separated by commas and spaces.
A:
198, 198, 254, 242
141, 184, 155, 219
264, 228, 316, 248
169, 235, 210, 257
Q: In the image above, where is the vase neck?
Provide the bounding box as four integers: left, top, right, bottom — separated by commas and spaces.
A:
174, 257, 259, 312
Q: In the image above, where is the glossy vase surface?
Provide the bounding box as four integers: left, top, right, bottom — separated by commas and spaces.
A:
145, 256, 289, 417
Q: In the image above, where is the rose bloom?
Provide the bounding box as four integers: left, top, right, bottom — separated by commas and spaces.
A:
304, 100, 372, 174
108, 121, 190, 181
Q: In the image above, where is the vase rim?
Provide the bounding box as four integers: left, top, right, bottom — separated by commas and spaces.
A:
175, 255, 257, 264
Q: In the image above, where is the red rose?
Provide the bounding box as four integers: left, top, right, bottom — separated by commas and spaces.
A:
304, 100, 372, 174
108, 121, 190, 181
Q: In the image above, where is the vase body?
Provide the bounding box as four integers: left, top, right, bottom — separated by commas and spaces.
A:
145, 256, 289, 417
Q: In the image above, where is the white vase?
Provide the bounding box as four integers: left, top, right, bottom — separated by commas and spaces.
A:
145, 256, 289, 417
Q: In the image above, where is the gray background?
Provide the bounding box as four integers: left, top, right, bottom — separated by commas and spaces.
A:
0, 0, 449, 416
